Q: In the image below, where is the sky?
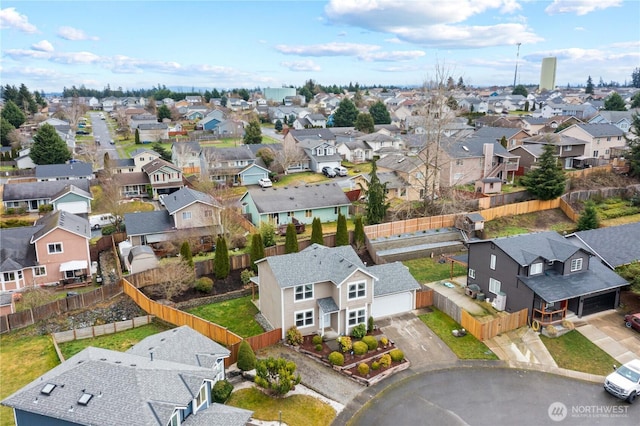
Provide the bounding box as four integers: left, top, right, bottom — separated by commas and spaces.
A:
1, 0, 639, 94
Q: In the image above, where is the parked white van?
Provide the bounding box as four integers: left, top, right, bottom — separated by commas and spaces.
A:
89, 214, 115, 230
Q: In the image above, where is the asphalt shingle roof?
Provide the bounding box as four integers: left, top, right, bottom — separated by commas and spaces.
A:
162, 187, 219, 215
31, 210, 91, 241
485, 231, 582, 266
0, 225, 41, 271
368, 262, 421, 296
124, 211, 174, 236
574, 123, 624, 137
246, 182, 351, 215
2, 180, 91, 202
567, 222, 640, 268
35, 162, 93, 179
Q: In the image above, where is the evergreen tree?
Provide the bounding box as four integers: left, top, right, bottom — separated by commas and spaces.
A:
152, 142, 172, 161
310, 217, 324, 245
332, 98, 359, 127
585, 76, 594, 94
135, 128, 141, 144
1, 118, 15, 147
626, 113, 640, 178
250, 233, 265, 272
354, 113, 374, 133
369, 100, 391, 124
603, 92, 626, 111
29, 123, 71, 165
1, 100, 26, 128
457, 77, 465, 89
243, 120, 263, 144
631, 93, 640, 109
180, 241, 193, 267
214, 235, 230, 279
157, 104, 171, 121
353, 216, 365, 251
512, 85, 528, 97
274, 119, 283, 132
520, 144, 566, 200
500, 136, 508, 148
18, 83, 37, 114
632, 68, 640, 89
335, 212, 349, 246
365, 161, 389, 224
576, 201, 599, 231
285, 223, 299, 253
237, 340, 256, 371
255, 357, 301, 397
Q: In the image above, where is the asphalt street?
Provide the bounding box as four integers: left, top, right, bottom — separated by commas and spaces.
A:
346, 367, 638, 426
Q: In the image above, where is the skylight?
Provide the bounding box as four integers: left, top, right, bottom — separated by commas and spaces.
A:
78, 392, 93, 406
462, 146, 469, 151
41, 383, 56, 395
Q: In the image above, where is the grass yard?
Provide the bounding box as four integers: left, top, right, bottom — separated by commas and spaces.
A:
186, 295, 264, 337
227, 387, 336, 426
276, 171, 328, 186
540, 330, 618, 376
57, 321, 172, 360
403, 255, 467, 284
419, 308, 498, 360
483, 209, 575, 238
0, 329, 58, 426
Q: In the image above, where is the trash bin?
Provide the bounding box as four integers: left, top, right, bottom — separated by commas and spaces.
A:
66, 292, 79, 297
476, 292, 486, 302
465, 284, 480, 299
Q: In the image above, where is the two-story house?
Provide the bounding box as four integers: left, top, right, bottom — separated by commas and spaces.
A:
513, 133, 588, 170
0, 211, 92, 291
1, 326, 252, 426
558, 123, 625, 161
255, 244, 421, 339
375, 153, 440, 201
199, 145, 268, 185
171, 141, 202, 174
466, 231, 627, 325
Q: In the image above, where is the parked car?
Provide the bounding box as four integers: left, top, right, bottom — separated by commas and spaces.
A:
322, 166, 337, 178
334, 166, 348, 177
109, 139, 115, 145
89, 214, 116, 230
625, 313, 640, 332
158, 194, 167, 206
258, 177, 273, 188
604, 359, 640, 403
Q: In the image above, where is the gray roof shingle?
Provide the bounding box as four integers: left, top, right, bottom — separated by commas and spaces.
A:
246, 182, 351, 215
162, 187, 219, 215
124, 211, 175, 236
0, 225, 41, 271
35, 162, 93, 179
567, 222, 640, 268
483, 231, 582, 266
368, 262, 421, 296
2, 180, 91, 202
31, 210, 91, 241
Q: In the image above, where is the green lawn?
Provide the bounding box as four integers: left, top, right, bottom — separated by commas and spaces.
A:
186, 295, 264, 337
403, 255, 467, 284
0, 328, 58, 426
227, 387, 336, 426
540, 330, 618, 376
57, 322, 172, 360
419, 308, 498, 360
483, 209, 576, 238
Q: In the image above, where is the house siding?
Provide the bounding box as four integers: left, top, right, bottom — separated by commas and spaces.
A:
34, 228, 91, 286
257, 264, 283, 334
173, 203, 220, 230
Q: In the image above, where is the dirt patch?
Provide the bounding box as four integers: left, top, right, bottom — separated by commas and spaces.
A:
620, 290, 640, 315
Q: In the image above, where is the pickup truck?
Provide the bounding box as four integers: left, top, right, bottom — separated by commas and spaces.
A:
604, 359, 640, 403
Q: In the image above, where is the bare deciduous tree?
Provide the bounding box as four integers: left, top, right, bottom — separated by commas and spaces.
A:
274, 136, 306, 175
152, 259, 195, 301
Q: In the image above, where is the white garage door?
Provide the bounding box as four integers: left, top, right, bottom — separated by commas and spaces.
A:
372, 292, 413, 319
58, 201, 88, 214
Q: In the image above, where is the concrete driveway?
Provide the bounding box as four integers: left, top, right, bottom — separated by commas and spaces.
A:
576, 310, 640, 363
376, 310, 456, 369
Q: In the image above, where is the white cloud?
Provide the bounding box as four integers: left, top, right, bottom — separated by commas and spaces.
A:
276, 42, 380, 57
0, 7, 37, 33
360, 50, 426, 62
574, 27, 585, 31
545, 0, 622, 16
32, 40, 54, 52
4, 48, 51, 60
281, 60, 322, 72
396, 23, 542, 48
51, 51, 101, 64
385, 37, 403, 44
57, 26, 99, 41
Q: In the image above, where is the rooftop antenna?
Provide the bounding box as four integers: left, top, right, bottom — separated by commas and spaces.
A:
513, 42, 522, 88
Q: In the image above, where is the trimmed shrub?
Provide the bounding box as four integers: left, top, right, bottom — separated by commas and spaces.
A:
380, 336, 389, 346
337, 336, 352, 353
371, 361, 380, 370
315, 344, 323, 352
367, 316, 375, 333
286, 326, 303, 346
545, 325, 558, 337
211, 380, 233, 403
194, 277, 213, 293
328, 351, 344, 366
357, 362, 370, 376
561, 320, 575, 330
379, 354, 391, 368
389, 349, 404, 362
240, 269, 255, 285
38, 204, 53, 213
353, 341, 368, 356
237, 340, 256, 372
351, 323, 366, 339
362, 335, 378, 351
312, 335, 323, 345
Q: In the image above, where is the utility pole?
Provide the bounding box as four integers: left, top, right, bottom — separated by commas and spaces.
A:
513, 43, 522, 88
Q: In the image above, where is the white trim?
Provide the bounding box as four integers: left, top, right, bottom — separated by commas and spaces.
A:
489, 278, 501, 295
294, 283, 314, 302
530, 262, 543, 275
570, 258, 583, 272
468, 268, 475, 279
47, 242, 63, 254
294, 308, 314, 328
490, 254, 496, 270
347, 281, 366, 300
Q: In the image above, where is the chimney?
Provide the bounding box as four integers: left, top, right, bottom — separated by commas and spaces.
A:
483, 143, 494, 178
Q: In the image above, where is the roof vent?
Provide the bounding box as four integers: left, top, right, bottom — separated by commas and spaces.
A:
78, 392, 93, 406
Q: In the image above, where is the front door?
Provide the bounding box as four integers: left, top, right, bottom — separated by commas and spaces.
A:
323, 312, 331, 329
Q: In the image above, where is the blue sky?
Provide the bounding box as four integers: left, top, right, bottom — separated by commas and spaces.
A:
1, 0, 638, 94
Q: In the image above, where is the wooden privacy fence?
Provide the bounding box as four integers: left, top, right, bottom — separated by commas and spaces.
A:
0, 284, 123, 334
364, 215, 457, 239
415, 289, 433, 309
460, 309, 528, 342
121, 278, 281, 366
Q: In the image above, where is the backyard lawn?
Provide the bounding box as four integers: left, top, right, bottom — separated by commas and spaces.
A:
403, 254, 467, 284
419, 307, 498, 360
186, 295, 264, 337
540, 330, 618, 376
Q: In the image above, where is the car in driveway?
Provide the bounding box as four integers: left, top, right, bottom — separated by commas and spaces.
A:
258, 177, 272, 188
322, 166, 337, 177
625, 313, 640, 332
334, 166, 348, 176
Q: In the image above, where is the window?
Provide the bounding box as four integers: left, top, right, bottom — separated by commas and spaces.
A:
593, 150, 599, 157
287, 211, 294, 217
204, 210, 213, 218
295, 309, 314, 327
348, 308, 366, 326
196, 384, 207, 408
468, 269, 475, 279
348, 282, 366, 299
47, 243, 63, 254
530, 262, 543, 275
570, 258, 583, 272
182, 211, 192, 220
169, 411, 180, 426
564, 145, 572, 151
456, 159, 463, 166
490, 254, 496, 270
334, 207, 339, 215
3, 272, 15, 282
305, 209, 312, 218
34, 266, 46, 276
294, 284, 313, 301
489, 278, 501, 294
